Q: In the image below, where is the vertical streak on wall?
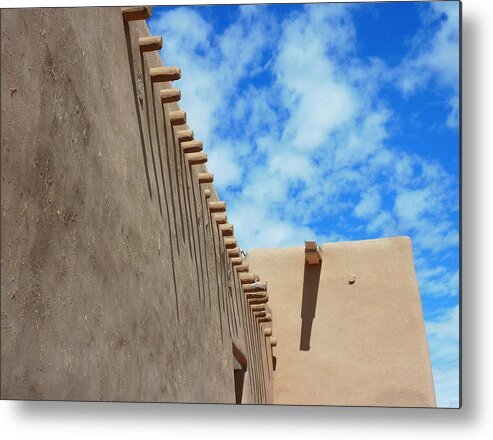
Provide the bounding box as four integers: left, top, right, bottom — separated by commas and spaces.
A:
172, 131, 193, 259
191, 172, 208, 308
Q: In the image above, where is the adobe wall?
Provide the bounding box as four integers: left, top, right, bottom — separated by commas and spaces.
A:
247, 237, 436, 407
1, 7, 272, 403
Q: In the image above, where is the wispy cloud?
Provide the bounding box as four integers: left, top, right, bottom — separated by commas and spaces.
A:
149, 6, 276, 143
149, 2, 459, 407
394, 1, 460, 126
418, 266, 459, 297
354, 189, 382, 219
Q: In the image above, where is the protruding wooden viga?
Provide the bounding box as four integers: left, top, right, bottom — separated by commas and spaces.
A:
150, 66, 181, 83
223, 237, 237, 249
263, 327, 272, 337
246, 291, 268, 300
204, 189, 211, 199
220, 224, 234, 237
122, 6, 152, 21
240, 273, 260, 284
198, 173, 213, 184
243, 282, 267, 293
230, 257, 242, 265
187, 152, 207, 165
169, 110, 186, 126
251, 304, 266, 312
305, 240, 322, 265
248, 295, 268, 305
177, 130, 194, 142
209, 201, 226, 213
139, 36, 162, 52
258, 314, 272, 323
181, 140, 203, 153
213, 213, 227, 225
235, 263, 249, 272
228, 247, 240, 258
160, 89, 181, 104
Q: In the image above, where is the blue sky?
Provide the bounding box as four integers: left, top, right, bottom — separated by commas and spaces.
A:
149, 1, 460, 408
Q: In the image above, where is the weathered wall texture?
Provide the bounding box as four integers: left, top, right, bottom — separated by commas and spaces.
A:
247, 237, 436, 407
1, 7, 272, 403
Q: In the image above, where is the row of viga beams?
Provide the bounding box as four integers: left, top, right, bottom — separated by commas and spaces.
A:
245, 280, 274, 336
121, 7, 275, 345
121, 8, 190, 134
243, 280, 271, 318
257, 299, 275, 344
240, 274, 274, 343
204, 199, 271, 334
121, 8, 273, 341
122, 10, 188, 131
122, 7, 216, 204
204, 189, 248, 268
122, 9, 182, 110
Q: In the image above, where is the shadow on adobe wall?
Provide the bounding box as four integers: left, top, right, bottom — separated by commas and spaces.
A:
299, 261, 322, 351
123, 21, 153, 201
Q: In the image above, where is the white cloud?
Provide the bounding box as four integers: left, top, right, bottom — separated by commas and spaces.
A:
149, 2, 459, 284
397, 2, 459, 93
417, 266, 459, 297
354, 189, 382, 219
395, 1, 459, 126
367, 211, 398, 236
207, 146, 243, 189
149, 6, 274, 144
154, 5, 457, 257
275, 5, 358, 152
149, 4, 459, 406
415, 221, 459, 254
446, 95, 459, 128
394, 188, 432, 225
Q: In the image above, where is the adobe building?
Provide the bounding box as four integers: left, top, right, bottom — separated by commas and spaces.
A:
248, 239, 436, 407
0, 6, 435, 406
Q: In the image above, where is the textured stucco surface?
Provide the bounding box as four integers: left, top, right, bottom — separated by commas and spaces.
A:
248, 237, 436, 407
1, 7, 272, 403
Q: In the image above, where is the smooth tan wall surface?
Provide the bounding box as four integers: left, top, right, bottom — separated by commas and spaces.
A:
1, 7, 272, 403
248, 237, 435, 407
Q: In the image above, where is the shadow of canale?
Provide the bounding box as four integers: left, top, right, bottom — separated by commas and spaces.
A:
299, 261, 322, 351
